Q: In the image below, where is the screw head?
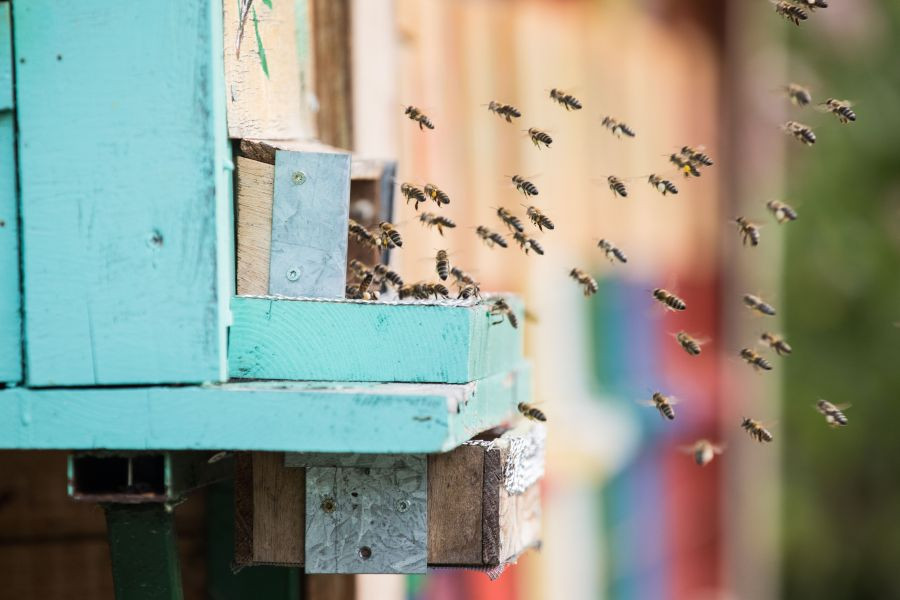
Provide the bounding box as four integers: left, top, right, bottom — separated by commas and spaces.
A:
292, 171, 307, 185
321, 497, 336, 513
286, 267, 300, 281
396, 499, 410, 513
358, 546, 373, 560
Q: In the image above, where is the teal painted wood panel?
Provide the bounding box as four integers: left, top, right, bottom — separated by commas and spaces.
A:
0, 362, 529, 452
0, 3, 12, 110
228, 295, 524, 383
0, 112, 20, 383
12, 0, 231, 386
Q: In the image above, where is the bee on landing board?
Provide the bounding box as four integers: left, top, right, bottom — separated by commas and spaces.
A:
457, 282, 481, 300
475, 225, 508, 249
652, 288, 687, 311
527, 127, 553, 148
816, 400, 850, 427
743, 294, 777, 316
642, 392, 678, 421
409, 281, 449, 301
424, 183, 451, 207
518, 402, 547, 422
404, 105, 434, 130
735, 217, 761, 247
648, 174, 678, 196
783, 121, 816, 146
511, 175, 539, 197
675, 331, 704, 356
740, 348, 773, 371
496, 207, 525, 233
761, 332, 792, 355
489, 298, 518, 329
820, 98, 856, 124
487, 101, 522, 123
766, 200, 798, 224
418, 212, 456, 236
435, 249, 450, 281
525, 206, 555, 231
742, 417, 774, 443
679, 439, 725, 466
401, 183, 428, 210
607, 176, 628, 198
597, 239, 627, 264
549, 89, 582, 111
784, 83, 813, 106
569, 268, 598, 297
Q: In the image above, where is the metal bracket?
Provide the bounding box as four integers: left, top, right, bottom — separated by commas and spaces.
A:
269, 150, 351, 298
300, 454, 427, 574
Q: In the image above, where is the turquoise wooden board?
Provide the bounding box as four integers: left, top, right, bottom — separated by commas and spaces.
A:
0, 112, 20, 383
12, 0, 231, 386
228, 295, 524, 383
0, 362, 530, 453
0, 3, 12, 110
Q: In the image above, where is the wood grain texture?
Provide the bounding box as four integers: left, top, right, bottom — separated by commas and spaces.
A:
0, 364, 527, 452
497, 474, 542, 564
305, 575, 356, 600
236, 156, 274, 296
311, 0, 353, 149
0, 111, 20, 383
481, 444, 503, 565
427, 445, 484, 565
223, 0, 314, 140
0, 2, 11, 111
234, 452, 305, 566
13, 0, 231, 385
228, 295, 523, 383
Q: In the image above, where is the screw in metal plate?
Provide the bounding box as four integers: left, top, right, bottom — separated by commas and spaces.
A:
358, 546, 373, 560
292, 171, 307, 185
286, 267, 301, 281
320, 497, 336, 513
396, 499, 410, 513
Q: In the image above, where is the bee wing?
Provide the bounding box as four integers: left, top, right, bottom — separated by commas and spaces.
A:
833, 403, 852, 411
635, 398, 657, 407
712, 444, 726, 454
677, 444, 698, 454
668, 396, 681, 406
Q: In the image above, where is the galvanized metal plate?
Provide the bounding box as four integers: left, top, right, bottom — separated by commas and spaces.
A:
269, 150, 351, 298
305, 455, 427, 574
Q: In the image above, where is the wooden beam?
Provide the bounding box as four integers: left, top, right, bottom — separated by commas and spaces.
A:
228, 295, 524, 383
311, 0, 353, 149
305, 575, 356, 600
0, 363, 528, 453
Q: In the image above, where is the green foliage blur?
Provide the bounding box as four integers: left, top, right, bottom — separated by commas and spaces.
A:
782, 3, 900, 597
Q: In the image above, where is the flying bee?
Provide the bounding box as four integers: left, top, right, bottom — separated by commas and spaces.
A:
527, 127, 553, 148
774, 1, 808, 25
741, 417, 774, 443
675, 331, 704, 356
679, 439, 725, 466
820, 98, 856, 124
641, 392, 678, 421
735, 217, 761, 247
740, 348, 773, 371
475, 225, 508, 248
435, 249, 450, 281
597, 239, 627, 264
783, 121, 816, 146
797, 0, 828, 10
373, 263, 404, 288
761, 332, 792, 355
648, 174, 678, 196
680, 146, 714, 167
450, 266, 477, 286
487, 100, 522, 122
348, 219, 378, 248
784, 83, 813, 106
348, 258, 372, 279
669, 153, 701, 177
378, 221, 403, 248
490, 298, 518, 328
424, 183, 451, 207
511, 174, 539, 197
652, 288, 687, 311
497, 207, 525, 233
569, 268, 599, 296
743, 294, 776, 316
549, 88, 582, 111
607, 176, 628, 198
457, 283, 481, 300
518, 402, 547, 422
418, 212, 457, 236
513, 231, 545, 255
816, 400, 850, 427
766, 200, 798, 224
601, 116, 635, 138
400, 182, 428, 210
525, 206, 555, 231
404, 105, 434, 129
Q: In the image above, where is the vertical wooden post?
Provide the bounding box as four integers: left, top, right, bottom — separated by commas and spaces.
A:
104, 504, 184, 600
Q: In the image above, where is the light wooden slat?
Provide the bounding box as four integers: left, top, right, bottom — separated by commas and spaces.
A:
228, 295, 524, 383
13, 0, 231, 385
426, 445, 484, 565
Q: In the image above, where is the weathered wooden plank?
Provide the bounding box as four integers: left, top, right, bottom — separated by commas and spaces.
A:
305, 575, 356, 600
0, 363, 528, 452
223, 0, 314, 140
311, 0, 353, 149
13, 0, 232, 385
0, 2, 12, 111
0, 111, 20, 383
426, 445, 484, 565
228, 295, 524, 383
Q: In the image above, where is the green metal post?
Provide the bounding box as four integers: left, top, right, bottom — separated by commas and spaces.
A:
105, 504, 184, 600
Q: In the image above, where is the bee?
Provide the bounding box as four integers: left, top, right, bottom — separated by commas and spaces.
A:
643, 392, 678, 421
549, 89, 582, 111
398, 283, 414, 300
457, 283, 481, 300
816, 400, 850, 428
669, 153, 701, 177
373, 263, 404, 288
487, 100, 522, 122
735, 217, 761, 247
513, 231, 545, 255
450, 266, 477, 286
607, 176, 628, 198
511, 174, 539, 197
680, 146, 714, 167
424, 183, 451, 207
648, 174, 678, 196
679, 439, 725, 466
497, 207, 525, 233
475, 225, 509, 248
418, 212, 456, 236
741, 417, 774, 443
784, 83, 813, 107
743, 294, 776, 316
820, 98, 856, 124
525, 206, 555, 231
518, 402, 547, 422
652, 288, 687, 311
766, 200, 798, 224
435, 249, 450, 281
527, 127, 553, 148
601, 116, 636, 138
404, 105, 434, 130
797, 0, 828, 10
349, 258, 372, 280
346, 272, 378, 301
412, 281, 449, 300
569, 268, 599, 296
375, 221, 403, 249
774, 1, 808, 25
761, 332, 792, 355
675, 331, 703, 356
597, 239, 627, 264
490, 298, 518, 328
740, 348, 773, 371
783, 121, 816, 146
348, 219, 378, 248
401, 182, 428, 210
